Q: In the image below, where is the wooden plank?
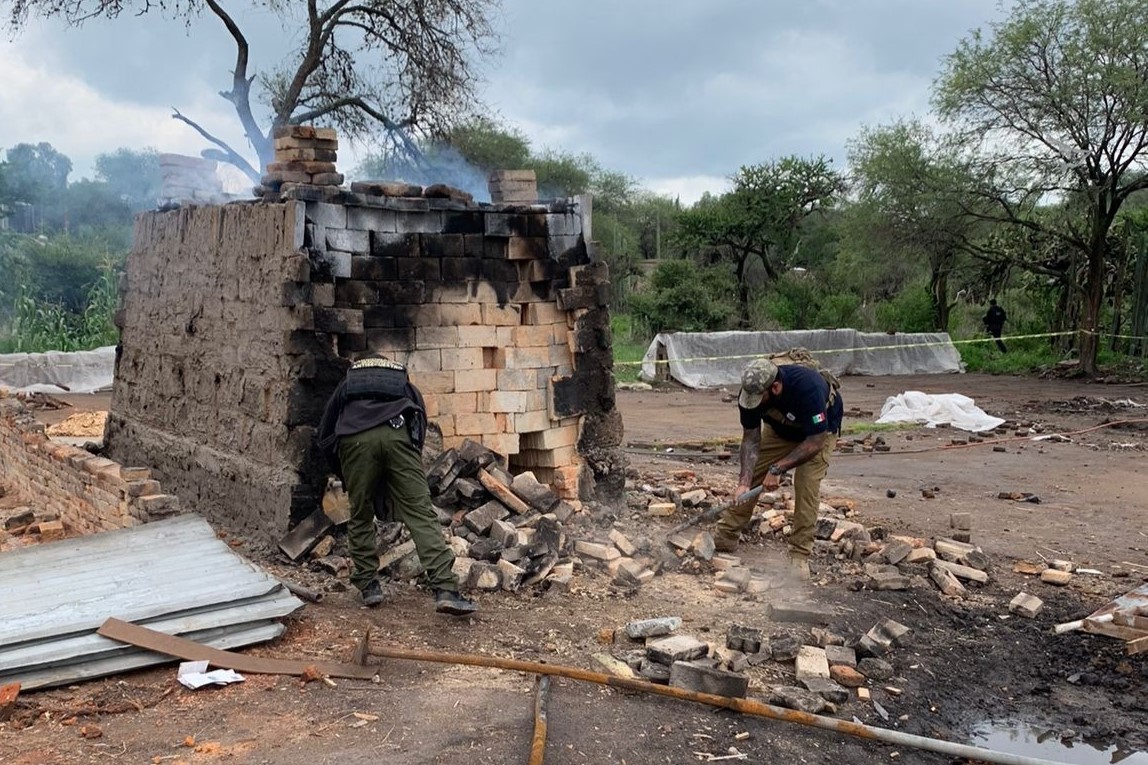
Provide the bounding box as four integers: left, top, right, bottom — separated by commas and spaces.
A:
1081, 618, 1148, 642
1127, 635, 1148, 656
97, 618, 377, 679
1112, 611, 1148, 631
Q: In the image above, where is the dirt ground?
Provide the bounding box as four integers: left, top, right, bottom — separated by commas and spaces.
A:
3, 373, 1148, 765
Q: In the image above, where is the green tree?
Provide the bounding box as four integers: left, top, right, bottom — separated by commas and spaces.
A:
675, 156, 845, 326
4, 142, 72, 231
629, 258, 736, 333
846, 120, 986, 331
934, 0, 1148, 374
6, 1, 499, 182
95, 148, 162, 211
442, 117, 532, 171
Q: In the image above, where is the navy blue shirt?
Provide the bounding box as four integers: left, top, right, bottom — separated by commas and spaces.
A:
738, 365, 843, 442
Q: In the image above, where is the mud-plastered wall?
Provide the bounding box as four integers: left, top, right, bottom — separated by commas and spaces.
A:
103, 203, 319, 539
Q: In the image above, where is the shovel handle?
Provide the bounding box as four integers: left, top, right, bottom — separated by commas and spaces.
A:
667, 485, 764, 535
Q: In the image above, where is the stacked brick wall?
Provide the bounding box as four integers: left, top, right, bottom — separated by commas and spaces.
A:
290, 184, 621, 500
0, 396, 180, 534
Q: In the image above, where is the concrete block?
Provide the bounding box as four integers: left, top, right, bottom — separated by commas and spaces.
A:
881, 539, 913, 565
802, 677, 850, 704
726, 624, 763, 654
1009, 592, 1044, 618
950, 512, 972, 531
1040, 569, 1073, 586
497, 559, 526, 591
933, 558, 989, 584
769, 636, 801, 662
768, 686, 828, 714
647, 502, 676, 517
575, 540, 622, 562
609, 529, 637, 557
934, 538, 977, 562
625, 617, 681, 639
824, 645, 856, 668
647, 635, 709, 665
857, 657, 894, 681
859, 620, 910, 657
929, 563, 967, 598
488, 519, 518, 547
767, 601, 834, 625
905, 547, 936, 564
795, 646, 831, 681
463, 501, 510, 535
669, 661, 748, 698
467, 562, 502, 590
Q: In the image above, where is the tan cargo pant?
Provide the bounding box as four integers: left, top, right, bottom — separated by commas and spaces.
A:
715, 430, 834, 557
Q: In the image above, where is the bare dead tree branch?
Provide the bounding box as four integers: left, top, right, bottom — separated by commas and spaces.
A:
170, 108, 260, 183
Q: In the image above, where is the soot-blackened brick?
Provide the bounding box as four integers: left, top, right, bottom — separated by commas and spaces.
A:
378, 281, 426, 304
481, 259, 518, 282
334, 281, 378, 306
370, 232, 420, 258
421, 234, 465, 259
337, 333, 367, 354
365, 328, 415, 349
396, 258, 441, 281
526, 214, 551, 237
350, 255, 398, 281
362, 304, 397, 328
441, 257, 481, 281
443, 211, 485, 234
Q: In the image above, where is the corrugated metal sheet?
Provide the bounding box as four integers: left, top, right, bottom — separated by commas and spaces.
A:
0, 514, 304, 689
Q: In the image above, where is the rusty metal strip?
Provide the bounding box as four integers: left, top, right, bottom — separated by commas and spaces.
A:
97, 618, 377, 680
529, 675, 549, 765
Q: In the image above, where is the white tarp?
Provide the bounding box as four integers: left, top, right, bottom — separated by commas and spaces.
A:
0, 346, 116, 394
876, 391, 1005, 433
639, 330, 963, 388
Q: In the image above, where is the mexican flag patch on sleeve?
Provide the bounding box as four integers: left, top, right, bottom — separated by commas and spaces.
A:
812, 413, 826, 424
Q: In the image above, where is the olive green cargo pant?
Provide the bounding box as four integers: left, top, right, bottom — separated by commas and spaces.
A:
338, 424, 458, 593
715, 431, 834, 557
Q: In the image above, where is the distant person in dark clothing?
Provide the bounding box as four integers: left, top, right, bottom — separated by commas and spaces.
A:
983, 299, 1007, 352
317, 356, 477, 615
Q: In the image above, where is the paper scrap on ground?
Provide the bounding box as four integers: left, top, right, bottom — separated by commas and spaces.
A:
178, 660, 246, 689
876, 391, 1005, 433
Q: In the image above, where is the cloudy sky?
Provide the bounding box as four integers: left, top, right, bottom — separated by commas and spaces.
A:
0, 0, 1004, 202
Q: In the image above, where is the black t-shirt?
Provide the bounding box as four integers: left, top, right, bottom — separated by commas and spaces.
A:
738, 365, 843, 442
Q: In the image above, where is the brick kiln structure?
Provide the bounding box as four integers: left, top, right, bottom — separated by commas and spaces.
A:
103, 134, 623, 542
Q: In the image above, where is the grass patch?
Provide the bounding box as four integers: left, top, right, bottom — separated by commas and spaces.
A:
841, 421, 917, 436
956, 335, 1063, 374
613, 340, 647, 383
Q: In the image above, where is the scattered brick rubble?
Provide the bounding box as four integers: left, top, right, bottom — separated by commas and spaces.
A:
587, 612, 911, 716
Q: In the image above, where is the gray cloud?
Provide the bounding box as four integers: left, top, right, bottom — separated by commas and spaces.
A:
2, 0, 1005, 195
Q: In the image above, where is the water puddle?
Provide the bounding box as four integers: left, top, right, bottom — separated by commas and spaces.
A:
971, 721, 1148, 764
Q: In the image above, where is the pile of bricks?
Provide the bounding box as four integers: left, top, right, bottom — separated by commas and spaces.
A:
259, 125, 343, 195
488, 170, 537, 204
159, 154, 224, 206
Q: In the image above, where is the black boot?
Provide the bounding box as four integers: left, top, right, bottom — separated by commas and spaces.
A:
435, 589, 478, 616
358, 579, 385, 607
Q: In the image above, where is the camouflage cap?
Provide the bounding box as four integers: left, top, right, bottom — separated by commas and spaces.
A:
738, 358, 779, 409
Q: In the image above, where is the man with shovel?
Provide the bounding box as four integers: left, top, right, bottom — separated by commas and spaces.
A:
714, 357, 843, 580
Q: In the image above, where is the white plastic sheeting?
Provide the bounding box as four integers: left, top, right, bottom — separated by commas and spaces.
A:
0, 345, 116, 393
639, 330, 963, 388
876, 391, 1005, 433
